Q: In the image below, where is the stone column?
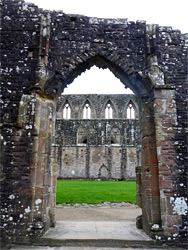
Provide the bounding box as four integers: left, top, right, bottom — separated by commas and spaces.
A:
153, 86, 183, 237
18, 92, 56, 236
139, 97, 161, 237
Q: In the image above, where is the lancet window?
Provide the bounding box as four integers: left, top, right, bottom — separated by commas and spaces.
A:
127, 101, 135, 119
105, 101, 113, 119
63, 101, 71, 119
83, 101, 91, 119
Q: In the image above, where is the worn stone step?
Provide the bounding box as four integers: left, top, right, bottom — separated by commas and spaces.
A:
11, 238, 163, 249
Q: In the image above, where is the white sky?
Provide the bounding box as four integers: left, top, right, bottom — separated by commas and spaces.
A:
63, 66, 134, 94
26, 0, 188, 94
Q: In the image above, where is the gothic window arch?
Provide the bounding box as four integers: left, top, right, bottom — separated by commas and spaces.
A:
63, 101, 71, 119
83, 101, 91, 119
105, 101, 113, 119
126, 101, 136, 119
98, 164, 109, 179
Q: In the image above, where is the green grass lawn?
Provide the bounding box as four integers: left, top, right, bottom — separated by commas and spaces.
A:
56, 180, 136, 204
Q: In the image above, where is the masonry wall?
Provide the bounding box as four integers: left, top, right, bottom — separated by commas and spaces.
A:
56, 94, 139, 180
1, 0, 188, 247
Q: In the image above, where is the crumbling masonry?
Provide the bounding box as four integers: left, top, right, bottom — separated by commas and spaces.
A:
0, 0, 188, 248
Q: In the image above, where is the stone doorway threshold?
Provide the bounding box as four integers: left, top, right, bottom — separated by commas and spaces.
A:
41, 221, 159, 248
10, 205, 179, 248
40, 205, 159, 248
43, 221, 151, 241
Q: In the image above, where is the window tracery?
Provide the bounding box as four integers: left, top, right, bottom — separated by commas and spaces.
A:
83, 101, 91, 119
127, 101, 135, 119
105, 101, 113, 119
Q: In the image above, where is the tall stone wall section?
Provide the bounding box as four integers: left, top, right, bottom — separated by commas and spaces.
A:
56, 94, 139, 180
0, 0, 187, 247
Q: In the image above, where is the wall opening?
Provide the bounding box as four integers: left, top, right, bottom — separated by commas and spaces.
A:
127, 101, 136, 119
13, 53, 163, 243
63, 101, 71, 119
83, 101, 91, 119
2, 1, 186, 244
55, 61, 142, 231
63, 65, 134, 95
105, 101, 113, 119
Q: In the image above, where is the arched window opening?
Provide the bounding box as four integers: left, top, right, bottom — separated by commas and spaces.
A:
105, 102, 113, 119
98, 164, 109, 179
63, 66, 134, 95
63, 101, 71, 119
127, 102, 135, 119
83, 102, 91, 119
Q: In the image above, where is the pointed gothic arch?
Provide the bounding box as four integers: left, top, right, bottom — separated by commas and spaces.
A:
34, 54, 164, 241
2, 3, 186, 245
101, 99, 117, 119
82, 100, 91, 119
98, 164, 109, 179
56, 98, 74, 119
62, 100, 71, 119
105, 100, 113, 119
126, 100, 137, 119
44, 54, 150, 99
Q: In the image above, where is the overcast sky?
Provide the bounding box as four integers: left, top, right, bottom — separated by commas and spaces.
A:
26, 0, 188, 94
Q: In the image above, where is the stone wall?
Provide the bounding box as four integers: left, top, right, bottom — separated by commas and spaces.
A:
56, 94, 139, 180
1, 0, 187, 247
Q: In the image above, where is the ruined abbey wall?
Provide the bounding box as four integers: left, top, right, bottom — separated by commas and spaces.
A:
0, 0, 188, 247
56, 94, 139, 180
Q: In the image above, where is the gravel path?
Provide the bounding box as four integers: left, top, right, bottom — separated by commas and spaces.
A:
56, 202, 141, 222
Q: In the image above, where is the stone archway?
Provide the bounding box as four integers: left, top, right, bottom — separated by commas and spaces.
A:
14, 52, 179, 242
19, 55, 161, 234
1, 3, 187, 247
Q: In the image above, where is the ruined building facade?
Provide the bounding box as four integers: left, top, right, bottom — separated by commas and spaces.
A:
56, 94, 139, 180
0, 0, 188, 248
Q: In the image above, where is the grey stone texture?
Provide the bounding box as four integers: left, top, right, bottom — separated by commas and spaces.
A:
55, 94, 139, 180
10, 247, 183, 250
42, 221, 151, 240
0, 0, 188, 248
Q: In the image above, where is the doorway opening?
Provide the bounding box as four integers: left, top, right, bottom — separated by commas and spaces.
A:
17, 53, 163, 242
54, 64, 144, 240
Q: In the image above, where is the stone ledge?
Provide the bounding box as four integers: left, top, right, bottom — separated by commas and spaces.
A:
56, 202, 139, 208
